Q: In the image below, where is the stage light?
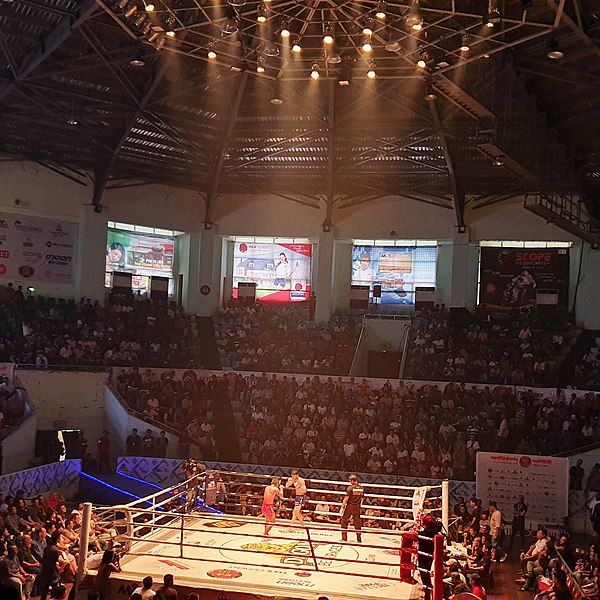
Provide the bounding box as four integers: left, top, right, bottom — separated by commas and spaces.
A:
412, 22, 423, 31
148, 31, 160, 43
405, 1, 423, 28
487, 1, 502, 25
363, 18, 374, 36
327, 48, 341, 64
208, 47, 217, 59
366, 62, 377, 79
376, 1, 387, 19
280, 20, 290, 38
124, 3, 137, 18
385, 30, 401, 52
228, 0, 246, 6
546, 38, 564, 60
257, 3, 268, 23
362, 37, 373, 52
143, 1, 154, 12
291, 36, 302, 53
424, 84, 437, 101
256, 55, 266, 73
155, 35, 166, 50
311, 63, 320, 79
130, 49, 146, 67
221, 17, 239, 34
460, 34, 470, 52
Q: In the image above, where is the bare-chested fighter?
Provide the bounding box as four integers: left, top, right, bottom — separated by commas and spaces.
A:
262, 477, 284, 535
285, 469, 307, 526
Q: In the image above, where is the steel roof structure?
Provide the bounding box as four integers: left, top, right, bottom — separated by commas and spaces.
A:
1, 0, 600, 233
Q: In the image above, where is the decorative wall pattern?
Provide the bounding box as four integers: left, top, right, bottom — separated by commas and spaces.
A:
0, 459, 81, 498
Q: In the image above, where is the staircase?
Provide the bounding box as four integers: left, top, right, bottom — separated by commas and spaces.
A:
212, 397, 241, 463
557, 329, 600, 387
196, 316, 221, 370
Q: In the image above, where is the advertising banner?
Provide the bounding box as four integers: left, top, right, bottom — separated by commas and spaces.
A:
0, 213, 78, 285
233, 242, 312, 302
351, 245, 438, 305
476, 452, 569, 525
479, 247, 569, 308
106, 229, 175, 293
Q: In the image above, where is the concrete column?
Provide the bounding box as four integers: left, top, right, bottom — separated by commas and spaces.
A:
449, 227, 470, 308
197, 228, 222, 316
315, 230, 334, 322
178, 232, 201, 314
77, 210, 108, 301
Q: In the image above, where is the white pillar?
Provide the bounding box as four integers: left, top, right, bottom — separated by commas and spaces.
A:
178, 232, 201, 314
77, 210, 108, 301
197, 228, 222, 316
314, 230, 334, 322
75, 501, 93, 592
442, 479, 450, 535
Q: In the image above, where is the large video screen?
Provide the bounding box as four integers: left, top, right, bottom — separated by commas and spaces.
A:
351, 245, 438, 304
479, 247, 569, 308
105, 229, 175, 293
233, 242, 312, 302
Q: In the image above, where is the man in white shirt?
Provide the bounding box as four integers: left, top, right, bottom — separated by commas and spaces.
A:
133, 576, 156, 600
517, 528, 548, 588
488, 502, 506, 561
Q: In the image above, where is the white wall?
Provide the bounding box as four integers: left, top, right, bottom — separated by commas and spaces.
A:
17, 370, 107, 444
2, 162, 599, 324
2, 414, 37, 474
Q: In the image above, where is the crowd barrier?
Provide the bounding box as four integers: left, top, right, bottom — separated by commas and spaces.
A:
0, 458, 81, 498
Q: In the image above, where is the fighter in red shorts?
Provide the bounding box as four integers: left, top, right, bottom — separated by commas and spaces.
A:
262, 477, 284, 535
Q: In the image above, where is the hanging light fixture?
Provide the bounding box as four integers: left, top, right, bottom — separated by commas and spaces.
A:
291, 36, 302, 53
546, 38, 564, 59
405, 1, 423, 29
130, 49, 146, 67
207, 45, 217, 59
221, 16, 240, 34
460, 33, 470, 52
376, 1, 387, 20
366, 61, 377, 79
142, 0, 154, 13
124, 2, 137, 18
362, 37, 373, 53
256, 55, 266, 72
310, 63, 320, 79
227, 0, 246, 6
280, 19, 291, 38
326, 47, 341, 64
257, 3, 268, 23
264, 41, 279, 57
363, 17, 374, 36
323, 24, 334, 45
416, 50, 429, 69
487, 1, 502, 26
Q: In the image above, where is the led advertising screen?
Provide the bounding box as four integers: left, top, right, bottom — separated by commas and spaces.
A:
351, 245, 438, 304
105, 229, 175, 293
233, 242, 312, 302
479, 247, 569, 308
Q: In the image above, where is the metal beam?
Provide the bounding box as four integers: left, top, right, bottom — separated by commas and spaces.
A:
325, 79, 335, 229
428, 99, 465, 227
92, 56, 174, 210
205, 72, 248, 223
0, 0, 98, 103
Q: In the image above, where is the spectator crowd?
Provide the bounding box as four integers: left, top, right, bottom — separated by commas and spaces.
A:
406, 307, 573, 387
214, 304, 359, 375
0, 287, 202, 369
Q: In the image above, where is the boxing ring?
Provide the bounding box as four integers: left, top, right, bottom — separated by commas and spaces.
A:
88, 471, 449, 600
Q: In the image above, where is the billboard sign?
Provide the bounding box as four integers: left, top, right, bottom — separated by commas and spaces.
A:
351, 245, 437, 304
479, 247, 569, 308
0, 213, 78, 285
233, 242, 312, 302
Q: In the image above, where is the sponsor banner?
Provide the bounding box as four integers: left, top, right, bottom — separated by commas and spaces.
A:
233, 242, 312, 302
351, 245, 437, 305
476, 452, 569, 526
479, 247, 570, 308
0, 459, 81, 498
106, 229, 175, 293
0, 213, 78, 284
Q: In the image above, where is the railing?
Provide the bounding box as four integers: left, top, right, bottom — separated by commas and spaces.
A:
89, 472, 447, 597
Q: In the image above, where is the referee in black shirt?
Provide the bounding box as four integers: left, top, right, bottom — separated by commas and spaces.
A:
340, 474, 364, 543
